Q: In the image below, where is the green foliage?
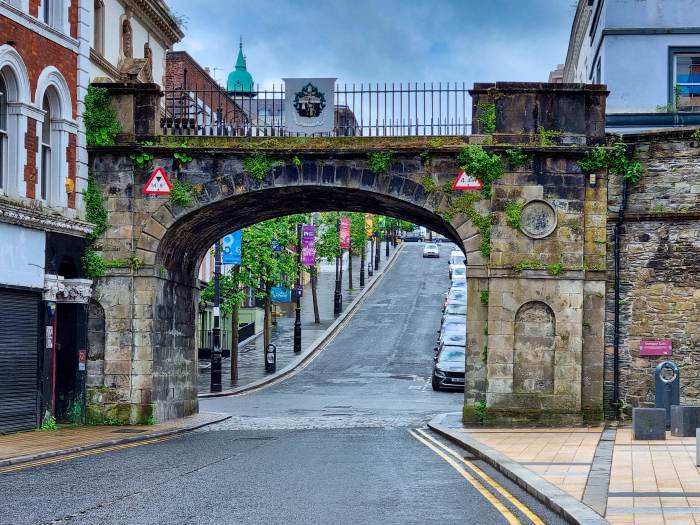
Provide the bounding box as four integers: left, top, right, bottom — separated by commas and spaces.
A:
537, 127, 561, 146
513, 259, 543, 272
477, 102, 496, 134
367, 151, 393, 174
292, 155, 302, 168
349, 212, 369, 254
438, 192, 493, 258
578, 141, 643, 184
456, 145, 504, 198
129, 151, 154, 169
173, 151, 193, 165
504, 200, 524, 231
420, 151, 432, 167
475, 400, 488, 424
504, 149, 529, 169
421, 175, 437, 194
244, 152, 274, 182
692, 129, 700, 142
480, 290, 489, 306
82, 248, 106, 279
67, 401, 83, 425
84, 173, 108, 242
170, 179, 193, 207
40, 414, 57, 431
84, 85, 120, 146
547, 263, 563, 276
481, 343, 488, 364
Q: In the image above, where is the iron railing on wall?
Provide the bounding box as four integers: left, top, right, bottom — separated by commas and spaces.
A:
197, 322, 255, 358
161, 83, 472, 137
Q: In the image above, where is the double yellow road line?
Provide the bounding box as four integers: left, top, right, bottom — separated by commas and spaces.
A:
410, 428, 545, 525
0, 435, 177, 475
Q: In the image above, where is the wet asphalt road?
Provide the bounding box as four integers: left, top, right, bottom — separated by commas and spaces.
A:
0, 243, 564, 525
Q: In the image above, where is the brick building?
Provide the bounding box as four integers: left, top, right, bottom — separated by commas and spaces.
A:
0, 0, 94, 433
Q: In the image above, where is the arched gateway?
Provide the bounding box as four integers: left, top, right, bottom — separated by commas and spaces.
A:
87, 82, 608, 425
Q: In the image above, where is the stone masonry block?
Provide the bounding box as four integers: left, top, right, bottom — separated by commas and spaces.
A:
671, 405, 700, 437
633, 408, 666, 440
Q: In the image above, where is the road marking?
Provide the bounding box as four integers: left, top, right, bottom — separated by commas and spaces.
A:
414, 429, 546, 525
409, 430, 522, 525
0, 435, 178, 474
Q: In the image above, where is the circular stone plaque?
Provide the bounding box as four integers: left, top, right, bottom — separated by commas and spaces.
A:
520, 200, 557, 239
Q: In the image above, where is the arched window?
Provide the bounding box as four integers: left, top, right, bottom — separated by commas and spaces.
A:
0, 74, 7, 192
93, 0, 104, 55
40, 93, 51, 202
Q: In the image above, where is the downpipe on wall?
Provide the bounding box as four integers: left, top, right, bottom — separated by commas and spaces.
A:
613, 171, 630, 420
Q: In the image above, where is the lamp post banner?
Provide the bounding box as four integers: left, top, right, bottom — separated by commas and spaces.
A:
340, 217, 351, 249
301, 224, 316, 266
222, 230, 243, 265
365, 213, 374, 237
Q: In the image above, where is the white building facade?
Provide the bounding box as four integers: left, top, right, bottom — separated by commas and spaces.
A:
562, 0, 700, 130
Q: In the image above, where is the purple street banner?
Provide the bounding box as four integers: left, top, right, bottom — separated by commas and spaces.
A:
339, 217, 351, 249
301, 224, 316, 266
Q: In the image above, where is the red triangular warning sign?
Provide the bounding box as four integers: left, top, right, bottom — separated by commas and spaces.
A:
143, 167, 172, 195
453, 170, 483, 191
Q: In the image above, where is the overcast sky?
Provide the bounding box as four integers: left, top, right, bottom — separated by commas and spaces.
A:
166, 0, 576, 89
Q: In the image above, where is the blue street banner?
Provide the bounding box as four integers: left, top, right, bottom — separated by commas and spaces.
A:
222, 230, 243, 264
271, 285, 292, 302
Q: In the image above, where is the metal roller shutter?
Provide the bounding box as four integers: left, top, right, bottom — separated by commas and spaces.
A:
0, 288, 40, 433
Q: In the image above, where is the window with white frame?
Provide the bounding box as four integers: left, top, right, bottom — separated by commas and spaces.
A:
93, 0, 104, 54
0, 75, 7, 193
674, 52, 700, 112
40, 93, 51, 202
40, 0, 66, 32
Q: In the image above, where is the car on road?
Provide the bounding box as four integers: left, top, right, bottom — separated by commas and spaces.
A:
451, 265, 466, 282
432, 345, 466, 391
422, 243, 440, 258
436, 321, 466, 350
448, 250, 465, 277
449, 280, 467, 291
443, 288, 467, 311
442, 303, 466, 323
403, 230, 423, 242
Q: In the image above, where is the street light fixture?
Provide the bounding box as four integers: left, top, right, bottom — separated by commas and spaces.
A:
210, 241, 222, 393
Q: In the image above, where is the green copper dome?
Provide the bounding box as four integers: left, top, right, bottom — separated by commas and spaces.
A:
227, 40, 254, 95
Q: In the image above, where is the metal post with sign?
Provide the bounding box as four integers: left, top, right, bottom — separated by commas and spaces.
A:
265, 343, 277, 373
210, 241, 222, 393
294, 224, 302, 354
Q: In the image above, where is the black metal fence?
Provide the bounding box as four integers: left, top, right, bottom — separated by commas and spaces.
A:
198, 322, 255, 358
161, 83, 472, 137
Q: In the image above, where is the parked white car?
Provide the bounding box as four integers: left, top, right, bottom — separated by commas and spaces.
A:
451, 265, 466, 282
448, 250, 465, 278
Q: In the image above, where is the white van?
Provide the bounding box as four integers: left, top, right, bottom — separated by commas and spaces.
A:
448, 250, 465, 278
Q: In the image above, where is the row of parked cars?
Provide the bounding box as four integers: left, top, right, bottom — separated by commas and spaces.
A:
431, 249, 467, 391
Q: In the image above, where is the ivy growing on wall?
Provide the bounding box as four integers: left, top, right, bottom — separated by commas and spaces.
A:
477, 102, 496, 134
243, 152, 274, 182
578, 141, 643, 184
504, 200, 524, 231
367, 151, 394, 174
84, 172, 108, 241
84, 85, 121, 146
170, 179, 193, 207
456, 145, 503, 198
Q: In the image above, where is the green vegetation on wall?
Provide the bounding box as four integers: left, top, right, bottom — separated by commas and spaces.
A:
84, 85, 121, 146
170, 179, 193, 207
456, 145, 503, 198
243, 152, 274, 182
367, 151, 394, 174
504, 200, 524, 231
504, 149, 529, 169
477, 102, 496, 134
578, 141, 643, 184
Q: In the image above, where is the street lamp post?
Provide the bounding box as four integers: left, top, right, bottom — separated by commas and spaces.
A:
333, 218, 342, 316
385, 229, 390, 257
359, 239, 365, 287
294, 224, 302, 353
210, 241, 222, 392
374, 232, 380, 270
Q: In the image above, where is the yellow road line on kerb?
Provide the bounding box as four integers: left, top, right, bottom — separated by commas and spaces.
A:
0, 435, 177, 474
409, 430, 521, 525
414, 429, 546, 525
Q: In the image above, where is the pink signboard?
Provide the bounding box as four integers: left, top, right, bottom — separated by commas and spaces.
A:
640, 339, 672, 357
339, 217, 351, 249
301, 224, 316, 266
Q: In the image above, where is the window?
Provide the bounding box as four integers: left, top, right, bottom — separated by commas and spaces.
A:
42, 0, 51, 25
93, 0, 104, 54
674, 52, 700, 112
0, 75, 6, 192
40, 94, 51, 201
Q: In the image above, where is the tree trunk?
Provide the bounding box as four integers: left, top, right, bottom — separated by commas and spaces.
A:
264, 282, 272, 350
348, 247, 353, 289
311, 266, 320, 324
230, 265, 240, 381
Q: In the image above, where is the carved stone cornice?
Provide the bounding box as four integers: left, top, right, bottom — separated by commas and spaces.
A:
44, 274, 93, 303
0, 199, 93, 237
120, 0, 184, 46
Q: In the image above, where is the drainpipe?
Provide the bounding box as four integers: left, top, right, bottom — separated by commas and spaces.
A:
613, 175, 629, 420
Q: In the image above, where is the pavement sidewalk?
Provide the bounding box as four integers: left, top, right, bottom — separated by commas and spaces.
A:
0, 411, 229, 469
198, 241, 403, 396
430, 413, 700, 525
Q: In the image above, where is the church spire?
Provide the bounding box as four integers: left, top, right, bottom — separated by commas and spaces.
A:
235, 36, 247, 70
